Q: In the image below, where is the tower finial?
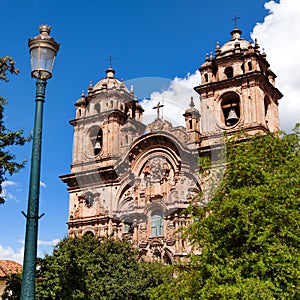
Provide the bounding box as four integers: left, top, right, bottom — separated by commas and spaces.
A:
231, 14, 240, 28
189, 96, 195, 108
105, 55, 116, 78
87, 81, 93, 95
215, 41, 221, 54
130, 85, 134, 96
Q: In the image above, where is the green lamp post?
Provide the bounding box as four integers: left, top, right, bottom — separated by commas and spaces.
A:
20, 25, 59, 300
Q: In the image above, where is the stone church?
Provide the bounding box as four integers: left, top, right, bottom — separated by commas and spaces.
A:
60, 26, 282, 263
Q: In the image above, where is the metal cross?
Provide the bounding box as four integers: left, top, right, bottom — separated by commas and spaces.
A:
108, 55, 113, 67
152, 101, 164, 119
231, 14, 240, 27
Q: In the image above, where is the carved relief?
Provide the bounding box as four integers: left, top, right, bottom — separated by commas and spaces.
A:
145, 119, 189, 143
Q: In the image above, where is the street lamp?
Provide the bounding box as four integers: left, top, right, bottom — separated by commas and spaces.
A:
20, 25, 59, 300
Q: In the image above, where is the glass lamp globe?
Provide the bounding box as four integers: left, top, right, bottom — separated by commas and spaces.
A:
28, 25, 60, 80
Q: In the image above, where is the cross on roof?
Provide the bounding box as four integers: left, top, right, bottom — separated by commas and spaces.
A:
231, 14, 240, 28
108, 55, 113, 67
152, 101, 164, 120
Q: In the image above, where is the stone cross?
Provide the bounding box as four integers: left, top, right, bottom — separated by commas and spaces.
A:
152, 102, 164, 119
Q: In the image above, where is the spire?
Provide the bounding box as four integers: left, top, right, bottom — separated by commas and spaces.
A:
88, 81, 93, 95
130, 85, 134, 96
75, 90, 86, 106
183, 96, 200, 119
215, 41, 221, 54
189, 96, 195, 108
254, 38, 260, 50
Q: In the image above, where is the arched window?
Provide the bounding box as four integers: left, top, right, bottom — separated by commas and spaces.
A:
264, 96, 270, 117
151, 210, 164, 236
204, 73, 208, 83
90, 127, 103, 156
248, 61, 253, 71
241, 63, 245, 73
94, 103, 100, 114
220, 92, 240, 127
189, 119, 193, 130
224, 66, 234, 79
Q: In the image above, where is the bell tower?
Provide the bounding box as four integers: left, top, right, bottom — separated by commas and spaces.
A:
61, 65, 145, 237
195, 26, 283, 146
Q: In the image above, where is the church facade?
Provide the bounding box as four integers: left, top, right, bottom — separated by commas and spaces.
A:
60, 27, 282, 263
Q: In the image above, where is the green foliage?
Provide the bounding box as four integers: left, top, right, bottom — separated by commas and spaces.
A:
0, 56, 19, 82
1, 272, 22, 300
152, 127, 300, 299
0, 56, 29, 204
33, 235, 171, 300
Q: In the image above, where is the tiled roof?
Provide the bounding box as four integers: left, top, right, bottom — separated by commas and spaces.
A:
0, 260, 22, 278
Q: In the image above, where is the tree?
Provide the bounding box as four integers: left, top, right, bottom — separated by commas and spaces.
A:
151, 127, 300, 299
1, 273, 22, 300
0, 56, 29, 204
1, 235, 171, 300
3, 236, 171, 299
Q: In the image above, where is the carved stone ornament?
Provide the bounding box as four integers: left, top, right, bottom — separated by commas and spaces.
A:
84, 191, 95, 208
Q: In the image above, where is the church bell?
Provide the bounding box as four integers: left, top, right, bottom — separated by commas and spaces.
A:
226, 108, 239, 124
94, 141, 101, 150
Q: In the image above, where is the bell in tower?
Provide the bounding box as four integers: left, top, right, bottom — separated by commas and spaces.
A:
195, 22, 283, 145
226, 108, 239, 126
94, 137, 102, 156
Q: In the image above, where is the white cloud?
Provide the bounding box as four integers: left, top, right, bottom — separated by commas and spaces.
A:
19, 238, 60, 247
140, 71, 200, 127
0, 239, 60, 265
0, 181, 18, 202
140, 1, 299, 133
37, 239, 60, 246
15, 239, 60, 260
40, 181, 47, 188
1, 181, 17, 188
0, 245, 24, 264
251, 0, 300, 132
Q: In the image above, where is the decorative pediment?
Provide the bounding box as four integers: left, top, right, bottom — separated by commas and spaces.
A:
145, 118, 189, 143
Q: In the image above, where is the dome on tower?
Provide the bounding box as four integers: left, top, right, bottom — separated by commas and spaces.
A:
93, 66, 129, 92
218, 27, 252, 55
184, 97, 200, 118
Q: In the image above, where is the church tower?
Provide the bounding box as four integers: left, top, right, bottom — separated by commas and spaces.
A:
195, 26, 283, 149
61, 66, 145, 237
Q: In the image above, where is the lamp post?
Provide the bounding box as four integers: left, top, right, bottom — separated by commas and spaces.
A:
20, 25, 59, 300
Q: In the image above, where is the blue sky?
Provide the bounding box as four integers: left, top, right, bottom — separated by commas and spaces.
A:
1, 0, 299, 263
